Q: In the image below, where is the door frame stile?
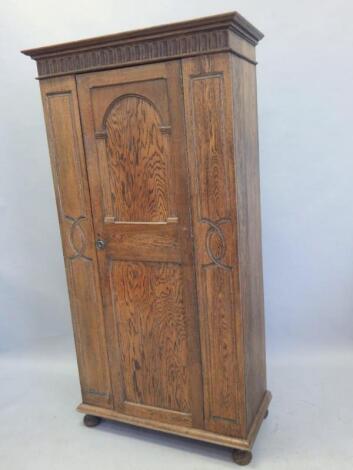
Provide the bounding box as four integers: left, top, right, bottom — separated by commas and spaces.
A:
177, 61, 205, 430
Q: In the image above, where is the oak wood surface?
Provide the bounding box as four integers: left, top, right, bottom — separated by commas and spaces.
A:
39, 76, 112, 408
230, 54, 267, 432
77, 391, 271, 451
27, 11, 269, 459
182, 53, 245, 438
21, 12, 263, 79
76, 60, 204, 428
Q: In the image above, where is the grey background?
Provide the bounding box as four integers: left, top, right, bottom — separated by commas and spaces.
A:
1, 1, 353, 469
1, 0, 352, 353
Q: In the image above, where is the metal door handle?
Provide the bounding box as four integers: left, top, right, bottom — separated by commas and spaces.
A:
95, 239, 106, 250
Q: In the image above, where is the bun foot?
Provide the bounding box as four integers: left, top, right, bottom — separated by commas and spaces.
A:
83, 414, 102, 427
232, 449, 252, 466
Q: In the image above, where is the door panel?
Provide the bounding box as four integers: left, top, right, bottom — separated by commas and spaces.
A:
104, 95, 168, 222
111, 261, 190, 412
77, 61, 204, 428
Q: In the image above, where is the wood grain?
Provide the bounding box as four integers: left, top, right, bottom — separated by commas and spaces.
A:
77, 391, 271, 451
231, 54, 267, 432
22, 12, 263, 78
111, 261, 190, 412
39, 76, 112, 408
77, 60, 204, 428
182, 53, 245, 437
204, 267, 238, 420
105, 95, 168, 222
189, 73, 230, 220
29, 12, 269, 458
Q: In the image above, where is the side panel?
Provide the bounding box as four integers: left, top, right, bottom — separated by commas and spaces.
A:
230, 55, 267, 431
182, 54, 246, 437
40, 76, 112, 408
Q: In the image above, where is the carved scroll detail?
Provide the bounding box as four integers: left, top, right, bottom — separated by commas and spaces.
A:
65, 215, 91, 260
201, 218, 232, 271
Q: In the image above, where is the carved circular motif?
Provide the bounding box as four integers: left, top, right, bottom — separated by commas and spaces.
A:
65, 215, 90, 260
201, 218, 232, 270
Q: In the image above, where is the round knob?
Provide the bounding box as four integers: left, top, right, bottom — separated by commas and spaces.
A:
95, 239, 106, 250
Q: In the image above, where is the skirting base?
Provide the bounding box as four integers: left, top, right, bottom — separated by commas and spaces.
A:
77, 390, 271, 451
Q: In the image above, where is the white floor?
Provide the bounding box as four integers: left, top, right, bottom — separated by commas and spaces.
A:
1, 336, 352, 470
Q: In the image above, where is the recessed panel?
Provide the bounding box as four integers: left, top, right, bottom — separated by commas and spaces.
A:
47, 93, 85, 217
110, 261, 191, 413
105, 95, 169, 222
190, 74, 230, 220
68, 258, 111, 405
203, 268, 238, 423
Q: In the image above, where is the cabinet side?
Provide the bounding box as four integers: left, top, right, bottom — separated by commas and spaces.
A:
230, 55, 267, 431
39, 75, 113, 409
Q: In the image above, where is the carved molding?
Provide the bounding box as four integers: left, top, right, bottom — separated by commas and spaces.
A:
201, 218, 232, 271
65, 215, 91, 260
23, 13, 263, 78
35, 30, 229, 78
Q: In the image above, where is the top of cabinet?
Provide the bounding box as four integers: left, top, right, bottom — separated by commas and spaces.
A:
22, 12, 264, 79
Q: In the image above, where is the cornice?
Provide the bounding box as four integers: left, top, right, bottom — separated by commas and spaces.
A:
22, 12, 264, 79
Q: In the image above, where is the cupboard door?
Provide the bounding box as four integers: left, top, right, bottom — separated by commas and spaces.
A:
182, 54, 246, 437
40, 76, 112, 408
77, 62, 204, 428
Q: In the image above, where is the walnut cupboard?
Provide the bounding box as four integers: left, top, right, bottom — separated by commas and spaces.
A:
23, 12, 271, 465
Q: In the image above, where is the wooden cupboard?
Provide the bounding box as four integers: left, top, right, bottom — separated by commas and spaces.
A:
23, 12, 271, 465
